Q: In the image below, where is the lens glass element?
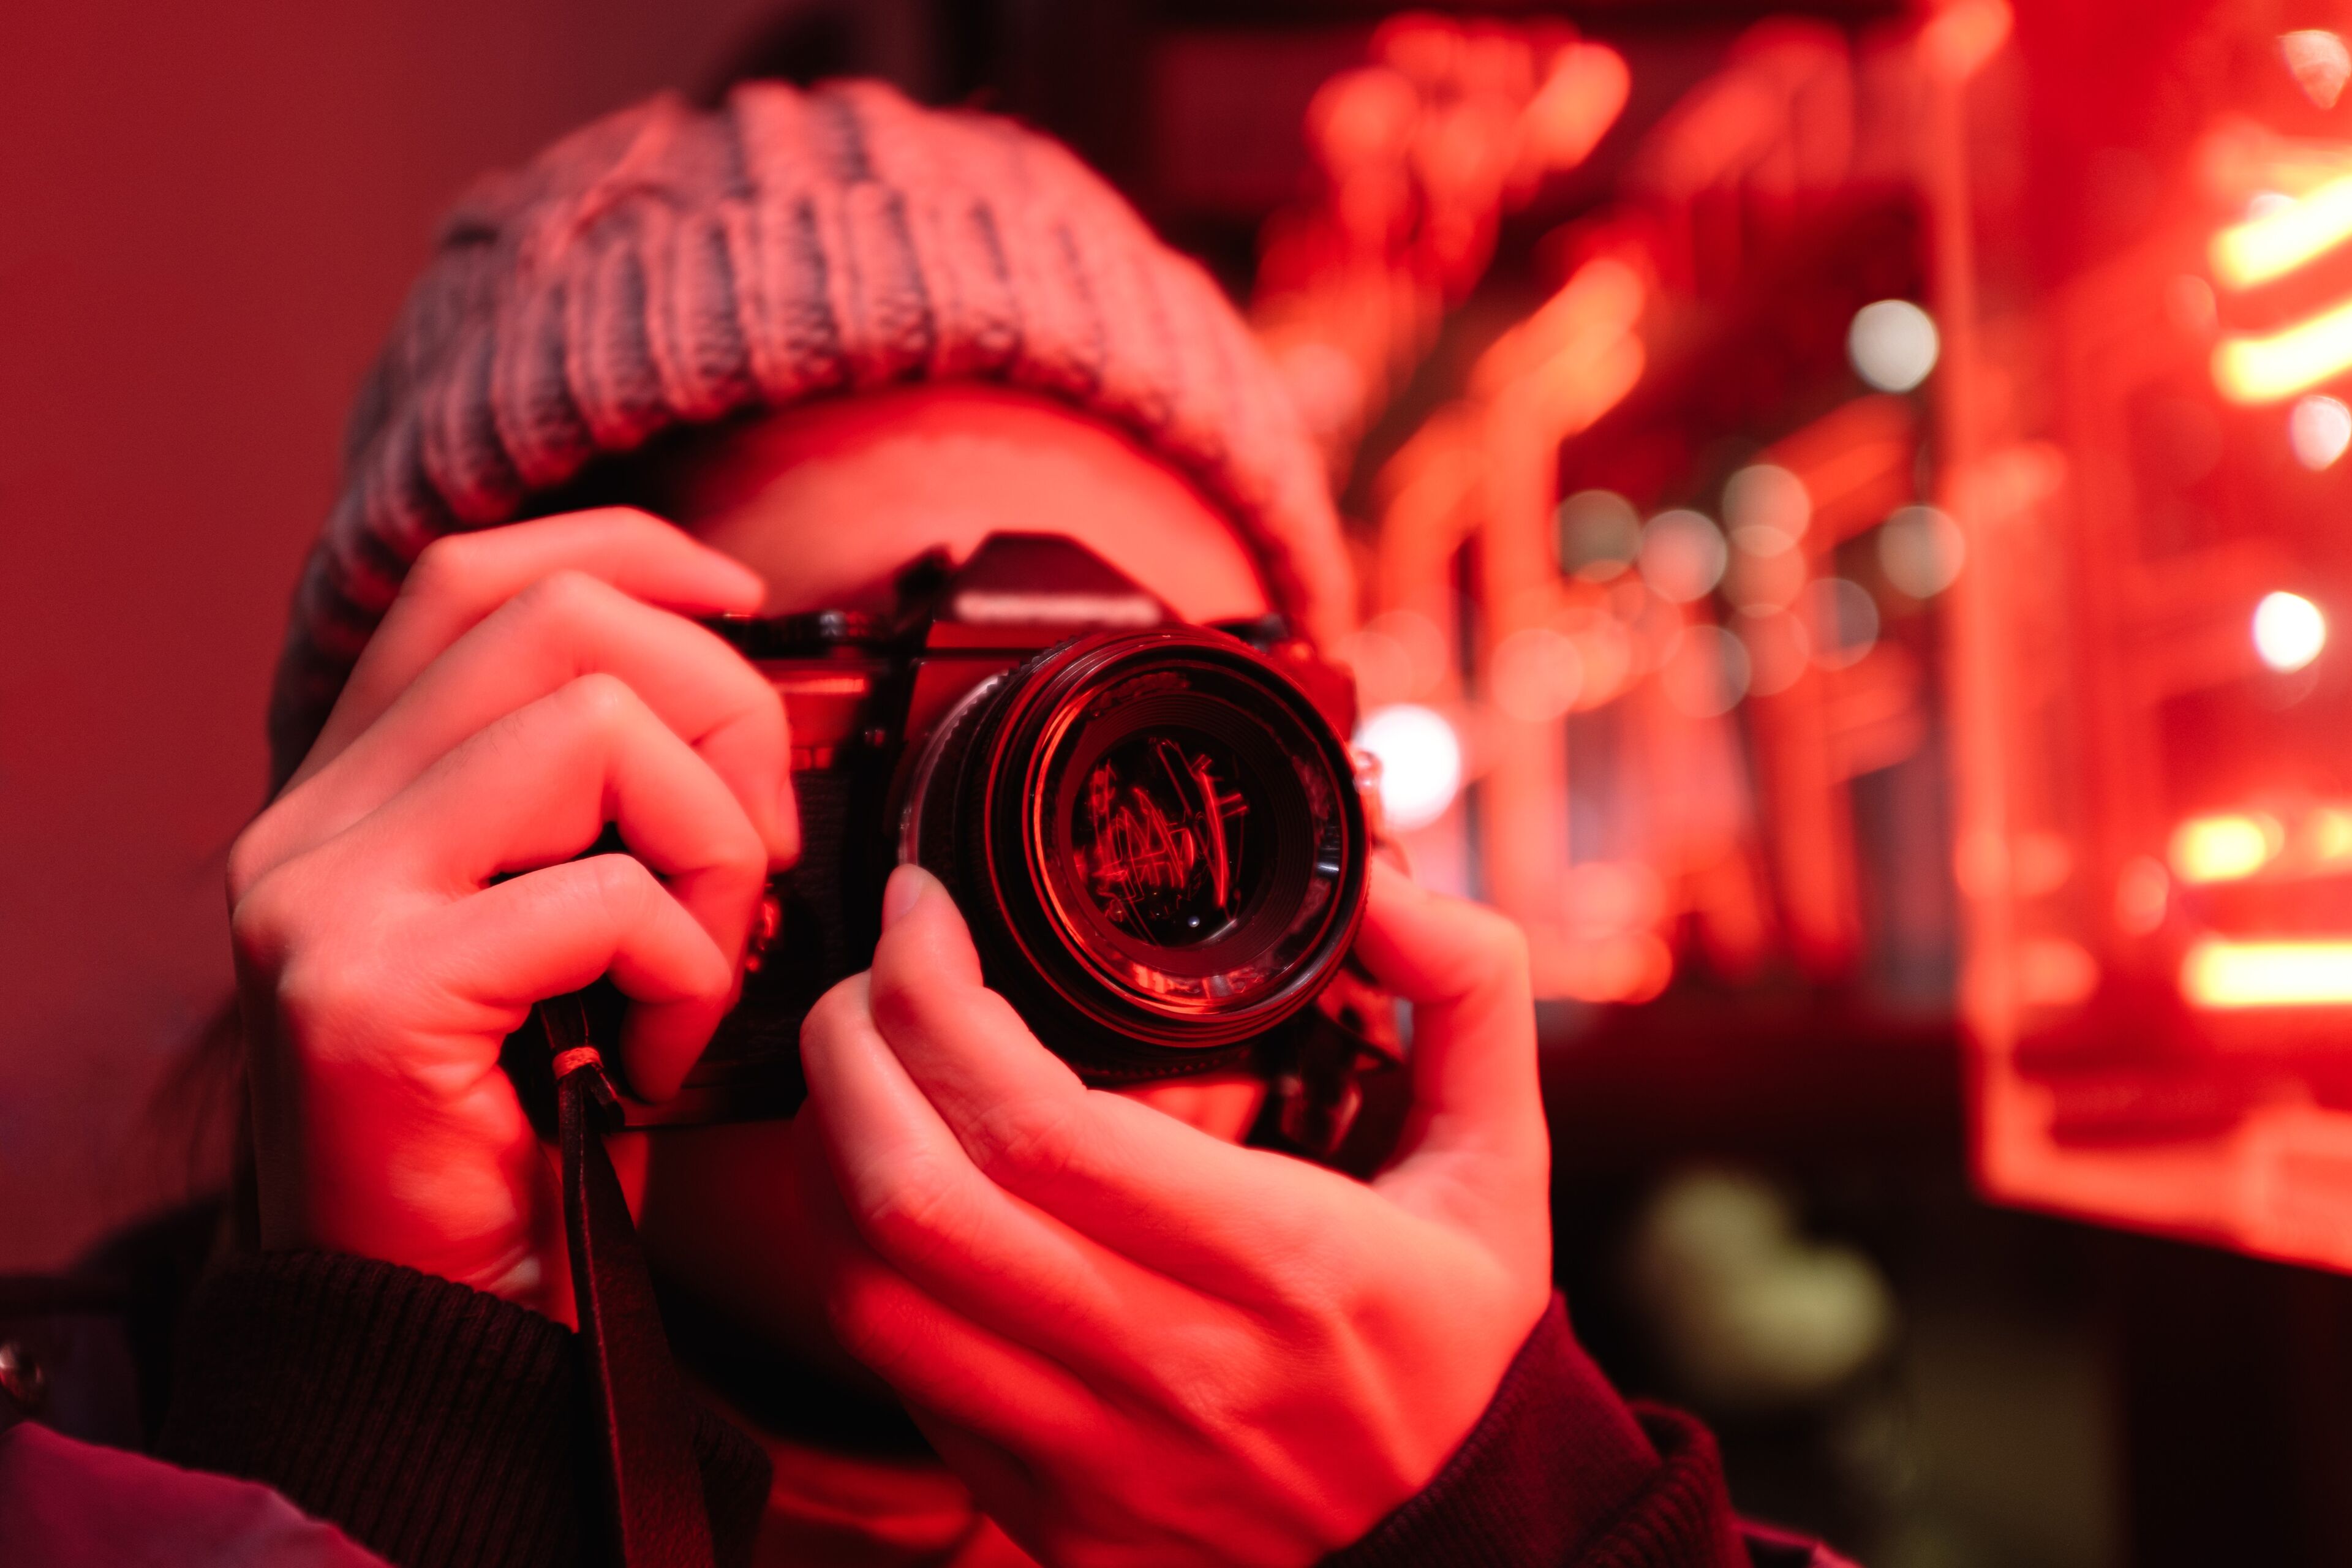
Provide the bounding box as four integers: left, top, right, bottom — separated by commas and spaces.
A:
1071, 731, 1264, 949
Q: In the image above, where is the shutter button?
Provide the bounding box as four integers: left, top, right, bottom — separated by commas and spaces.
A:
0, 1341, 46, 1416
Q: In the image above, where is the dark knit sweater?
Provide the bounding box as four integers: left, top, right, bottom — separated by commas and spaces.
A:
156, 1252, 1785, 1568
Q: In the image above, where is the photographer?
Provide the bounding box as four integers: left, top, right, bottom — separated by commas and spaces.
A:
149, 81, 1815, 1568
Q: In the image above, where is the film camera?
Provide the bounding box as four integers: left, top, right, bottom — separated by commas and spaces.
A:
516, 533, 1391, 1149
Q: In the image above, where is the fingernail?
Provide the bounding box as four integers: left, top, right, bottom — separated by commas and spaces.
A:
881, 864, 930, 929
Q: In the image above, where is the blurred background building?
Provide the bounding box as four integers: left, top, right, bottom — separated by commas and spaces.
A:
20, 1, 2352, 1564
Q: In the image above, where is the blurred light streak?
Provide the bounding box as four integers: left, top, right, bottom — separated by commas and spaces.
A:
1918, 0, 2013, 83
2213, 296, 2352, 403
1736, 608, 1811, 695
2170, 813, 2283, 883
2253, 590, 2327, 671
2182, 939, 2352, 1008
2114, 856, 2170, 935
1660, 625, 1751, 717
2211, 172, 2352, 290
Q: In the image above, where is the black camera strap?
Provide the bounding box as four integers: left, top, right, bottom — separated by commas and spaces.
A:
544, 994, 717, 1568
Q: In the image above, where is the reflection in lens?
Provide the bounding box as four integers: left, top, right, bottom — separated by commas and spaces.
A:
1071, 732, 1259, 949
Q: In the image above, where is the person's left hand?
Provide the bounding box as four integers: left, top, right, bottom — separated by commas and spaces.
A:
792, 860, 1553, 1568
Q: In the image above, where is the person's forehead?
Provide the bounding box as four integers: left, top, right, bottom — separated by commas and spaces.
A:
662, 383, 1275, 624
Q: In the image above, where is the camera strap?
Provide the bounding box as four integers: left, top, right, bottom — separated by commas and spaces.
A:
544, 995, 717, 1568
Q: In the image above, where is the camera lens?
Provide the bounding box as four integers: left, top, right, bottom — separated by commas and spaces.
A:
918, 628, 1367, 1071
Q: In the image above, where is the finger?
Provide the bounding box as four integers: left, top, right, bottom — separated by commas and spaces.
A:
864, 867, 1373, 1300
352, 674, 764, 1097
798, 973, 1193, 1380
287, 570, 793, 865
299, 509, 764, 786
1351, 862, 1548, 1223
425, 854, 733, 1025
791, 1106, 1104, 1455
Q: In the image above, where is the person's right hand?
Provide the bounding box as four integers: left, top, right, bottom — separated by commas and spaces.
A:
225, 510, 795, 1320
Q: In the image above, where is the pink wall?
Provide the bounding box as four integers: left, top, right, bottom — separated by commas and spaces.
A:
0, 0, 782, 1269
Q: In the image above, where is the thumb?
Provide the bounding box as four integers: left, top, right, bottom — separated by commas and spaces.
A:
1352, 863, 1550, 1225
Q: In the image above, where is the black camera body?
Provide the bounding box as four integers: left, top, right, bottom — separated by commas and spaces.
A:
540, 533, 1381, 1134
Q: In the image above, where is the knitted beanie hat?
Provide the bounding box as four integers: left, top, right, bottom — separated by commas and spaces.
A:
269, 78, 1355, 783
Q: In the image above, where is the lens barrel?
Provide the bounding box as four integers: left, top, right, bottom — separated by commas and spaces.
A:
908, 628, 1367, 1076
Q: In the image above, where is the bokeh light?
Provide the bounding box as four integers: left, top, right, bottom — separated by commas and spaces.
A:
2290, 394, 2352, 469
1556, 489, 1643, 579
1638, 509, 1728, 603
1338, 609, 1450, 708
1722, 464, 1811, 546
2282, 29, 2352, 108
2252, 590, 2326, 671
1491, 627, 1585, 722
1355, 703, 1462, 831
1877, 505, 1967, 597
1802, 578, 1881, 669
1847, 300, 1940, 392
2170, 812, 2282, 884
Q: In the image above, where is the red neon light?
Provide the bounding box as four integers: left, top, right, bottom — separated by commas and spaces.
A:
2181, 939, 2352, 1008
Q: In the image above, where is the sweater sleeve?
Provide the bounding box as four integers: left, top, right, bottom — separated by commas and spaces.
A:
155, 1251, 769, 1568
1322, 1295, 1749, 1568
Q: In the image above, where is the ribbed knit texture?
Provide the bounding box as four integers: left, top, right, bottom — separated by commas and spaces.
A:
270, 78, 1354, 784
157, 1251, 769, 1568
1323, 1295, 1747, 1568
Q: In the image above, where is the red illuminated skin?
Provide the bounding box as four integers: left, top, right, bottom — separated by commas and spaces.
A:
227, 383, 1553, 1567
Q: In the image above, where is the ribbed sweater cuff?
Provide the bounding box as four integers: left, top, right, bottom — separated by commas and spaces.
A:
1323, 1295, 1745, 1568
156, 1250, 768, 1568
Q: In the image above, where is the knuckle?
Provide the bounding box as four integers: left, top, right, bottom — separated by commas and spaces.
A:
225, 816, 285, 906
271, 943, 375, 1041
853, 1155, 963, 1267
966, 1097, 1082, 1183
511, 566, 606, 625
559, 669, 639, 729
227, 866, 296, 967
404, 532, 481, 602
578, 853, 657, 924
799, 976, 868, 1047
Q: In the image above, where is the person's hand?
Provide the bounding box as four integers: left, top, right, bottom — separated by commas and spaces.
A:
226, 511, 794, 1319
794, 859, 1553, 1568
